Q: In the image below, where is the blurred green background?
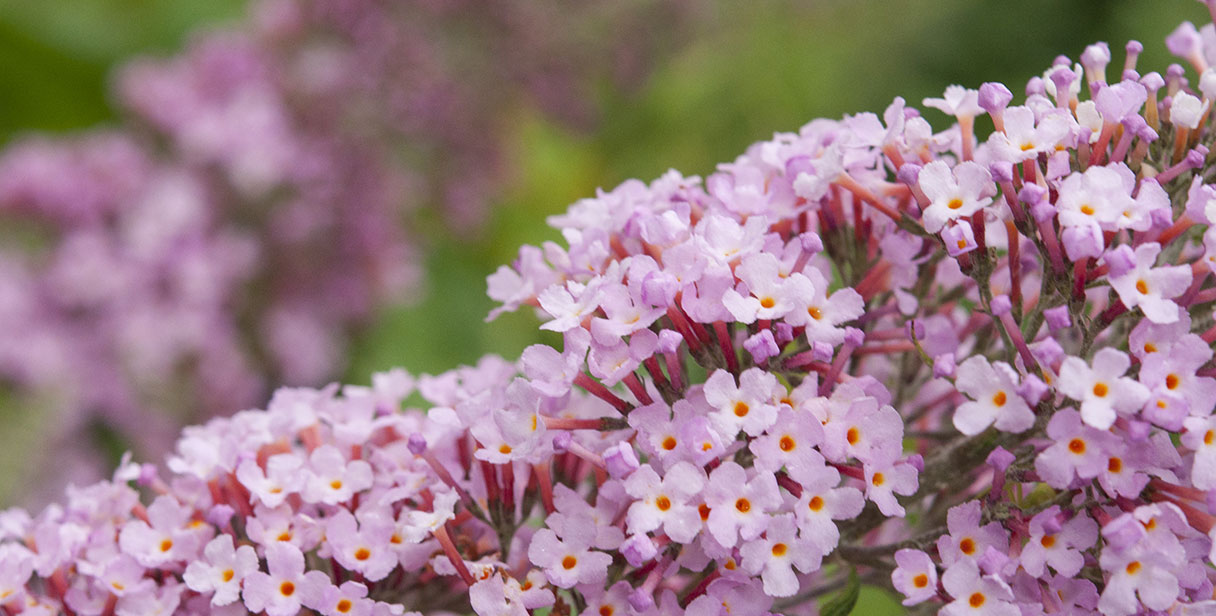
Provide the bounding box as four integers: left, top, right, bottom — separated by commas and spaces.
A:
0, 0, 1208, 611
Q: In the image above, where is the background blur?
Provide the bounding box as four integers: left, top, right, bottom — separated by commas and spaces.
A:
0, 0, 1207, 611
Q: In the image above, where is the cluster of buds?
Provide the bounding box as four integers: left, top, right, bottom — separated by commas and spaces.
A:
0, 0, 700, 503
15, 7, 1216, 616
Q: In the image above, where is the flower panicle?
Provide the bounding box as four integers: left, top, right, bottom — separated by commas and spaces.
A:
17, 8, 1216, 616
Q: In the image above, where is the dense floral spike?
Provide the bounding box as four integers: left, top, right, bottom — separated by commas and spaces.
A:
17, 7, 1216, 616
0, 0, 700, 503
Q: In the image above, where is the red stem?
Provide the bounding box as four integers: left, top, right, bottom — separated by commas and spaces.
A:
574, 372, 631, 414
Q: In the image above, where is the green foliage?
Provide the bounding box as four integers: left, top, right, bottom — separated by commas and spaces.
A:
821, 567, 860, 616
0, 0, 243, 142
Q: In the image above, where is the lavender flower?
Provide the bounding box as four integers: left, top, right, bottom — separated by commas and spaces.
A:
15, 6, 1216, 616
0, 0, 701, 504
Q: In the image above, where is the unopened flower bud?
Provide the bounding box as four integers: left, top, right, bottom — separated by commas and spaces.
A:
407, 433, 428, 455
603, 442, 640, 479
933, 353, 956, 379
620, 534, 658, 567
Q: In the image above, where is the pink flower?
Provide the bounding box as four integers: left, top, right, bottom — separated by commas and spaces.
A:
325, 508, 398, 582
117, 495, 210, 568
821, 395, 904, 466
951, 356, 1034, 435
791, 463, 863, 556
302, 445, 373, 506
923, 85, 983, 119
1019, 507, 1097, 578
1097, 543, 1182, 615
1035, 409, 1119, 488
1139, 334, 1216, 417
1183, 415, 1216, 489
704, 368, 780, 438
891, 549, 937, 606
988, 105, 1071, 162
469, 575, 530, 616
722, 253, 815, 323
750, 407, 825, 475
940, 558, 1019, 616
783, 267, 864, 346
702, 461, 781, 547
935, 501, 1009, 567
311, 581, 375, 616
917, 160, 995, 233
863, 459, 918, 517
526, 529, 612, 589
242, 542, 330, 616
1056, 348, 1149, 429
738, 514, 821, 597
236, 453, 305, 508
624, 462, 706, 543
1107, 242, 1192, 324
183, 535, 259, 606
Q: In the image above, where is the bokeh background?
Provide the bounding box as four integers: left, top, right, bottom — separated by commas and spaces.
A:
0, 0, 1208, 611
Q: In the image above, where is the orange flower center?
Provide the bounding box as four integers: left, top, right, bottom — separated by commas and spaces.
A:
947, 198, 964, 210
1135, 279, 1149, 294
662, 436, 678, 450
280, 582, 295, 597
913, 573, 929, 588
562, 556, 578, 570
1092, 383, 1108, 397
770, 543, 788, 556
337, 599, 353, 613
735, 498, 751, 513
779, 435, 795, 451
355, 548, 371, 561
808, 496, 824, 511
1068, 438, 1086, 454
969, 592, 986, 608
846, 427, 860, 445
959, 537, 976, 555
733, 402, 750, 417
656, 496, 671, 511
992, 391, 1007, 407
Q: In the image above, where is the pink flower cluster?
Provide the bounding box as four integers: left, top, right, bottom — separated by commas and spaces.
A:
17, 7, 1216, 616
0, 0, 699, 502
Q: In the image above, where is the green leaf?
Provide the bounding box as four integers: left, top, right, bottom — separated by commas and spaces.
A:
1018, 482, 1058, 510
820, 567, 861, 616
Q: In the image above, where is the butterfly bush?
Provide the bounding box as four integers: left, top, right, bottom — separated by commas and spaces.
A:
0, 0, 698, 500
16, 9, 1216, 616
